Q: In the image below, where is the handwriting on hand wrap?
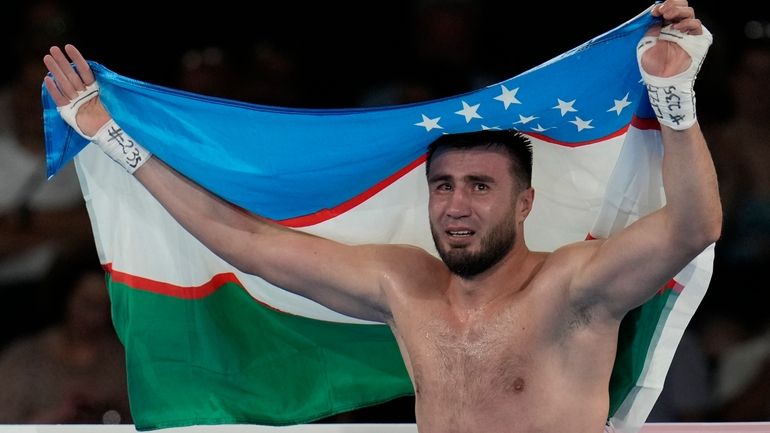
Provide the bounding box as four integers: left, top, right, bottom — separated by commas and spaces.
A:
647, 84, 690, 127
107, 125, 143, 168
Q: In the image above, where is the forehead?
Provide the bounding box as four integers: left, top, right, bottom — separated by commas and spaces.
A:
428, 147, 512, 178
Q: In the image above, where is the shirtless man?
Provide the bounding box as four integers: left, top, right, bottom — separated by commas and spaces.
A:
42, 1, 720, 431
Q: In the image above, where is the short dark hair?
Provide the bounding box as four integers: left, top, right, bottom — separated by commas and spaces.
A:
425, 129, 533, 189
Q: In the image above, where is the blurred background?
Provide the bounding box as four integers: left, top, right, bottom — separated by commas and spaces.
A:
0, 0, 769, 425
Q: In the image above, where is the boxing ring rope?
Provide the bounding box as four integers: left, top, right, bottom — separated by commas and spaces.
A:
1, 424, 769, 432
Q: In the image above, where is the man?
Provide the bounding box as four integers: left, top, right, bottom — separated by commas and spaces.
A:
42, 0, 721, 431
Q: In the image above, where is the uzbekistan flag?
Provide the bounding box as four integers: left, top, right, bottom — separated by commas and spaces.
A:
42, 5, 714, 433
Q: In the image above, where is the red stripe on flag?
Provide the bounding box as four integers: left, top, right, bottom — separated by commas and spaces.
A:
528, 115, 660, 147
631, 116, 660, 131
528, 124, 630, 147
105, 263, 236, 299
103, 263, 293, 313
659, 278, 685, 295
278, 154, 427, 228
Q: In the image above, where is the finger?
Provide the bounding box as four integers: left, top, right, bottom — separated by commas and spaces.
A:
43, 53, 77, 100
64, 44, 95, 85
651, 3, 663, 17
652, 0, 688, 17
670, 18, 703, 35
49, 46, 87, 93
660, 6, 695, 24
43, 75, 71, 107
44, 49, 78, 100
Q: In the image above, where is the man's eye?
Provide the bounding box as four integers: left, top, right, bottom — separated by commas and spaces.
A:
436, 183, 452, 191
474, 183, 488, 191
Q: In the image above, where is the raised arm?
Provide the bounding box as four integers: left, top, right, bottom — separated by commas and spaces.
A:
567, 0, 722, 319
43, 44, 418, 323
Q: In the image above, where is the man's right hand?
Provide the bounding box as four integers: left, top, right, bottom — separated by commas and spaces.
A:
43, 44, 111, 137
43, 44, 152, 174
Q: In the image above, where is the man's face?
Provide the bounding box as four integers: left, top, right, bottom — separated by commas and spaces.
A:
427, 147, 522, 278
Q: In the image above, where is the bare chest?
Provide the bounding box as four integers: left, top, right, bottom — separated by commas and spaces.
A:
407, 309, 542, 403
385, 270, 613, 432
387, 291, 613, 432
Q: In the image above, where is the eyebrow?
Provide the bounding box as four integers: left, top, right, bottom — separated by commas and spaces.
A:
427, 173, 496, 184
466, 174, 495, 184
427, 174, 452, 184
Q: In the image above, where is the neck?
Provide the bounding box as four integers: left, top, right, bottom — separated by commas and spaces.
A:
447, 242, 533, 312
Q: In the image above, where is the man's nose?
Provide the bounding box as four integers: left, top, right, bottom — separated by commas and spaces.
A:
446, 189, 472, 219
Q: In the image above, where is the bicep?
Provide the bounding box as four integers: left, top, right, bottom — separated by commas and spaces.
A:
237, 225, 394, 322
571, 209, 698, 319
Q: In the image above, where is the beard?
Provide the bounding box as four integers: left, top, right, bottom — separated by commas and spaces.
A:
431, 218, 517, 279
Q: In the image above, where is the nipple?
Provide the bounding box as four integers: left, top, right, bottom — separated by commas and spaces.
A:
513, 377, 525, 392
505, 376, 525, 393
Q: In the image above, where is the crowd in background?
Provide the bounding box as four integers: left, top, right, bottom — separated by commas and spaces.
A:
0, 0, 768, 425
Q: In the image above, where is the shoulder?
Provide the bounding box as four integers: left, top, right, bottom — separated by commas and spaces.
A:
532, 239, 607, 305
373, 244, 449, 295
543, 238, 605, 273
376, 244, 446, 275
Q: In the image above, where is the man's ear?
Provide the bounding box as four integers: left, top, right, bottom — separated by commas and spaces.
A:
517, 187, 535, 222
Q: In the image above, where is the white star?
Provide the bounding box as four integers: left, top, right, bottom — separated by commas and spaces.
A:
514, 114, 538, 125
607, 93, 632, 115
493, 85, 521, 109
481, 125, 501, 130
553, 98, 578, 116
455, 101, 483, 123
414, 114, 443, 132
569, 116, 594, 131
531, 123, 554, 132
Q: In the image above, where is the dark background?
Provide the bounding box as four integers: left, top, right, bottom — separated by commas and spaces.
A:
3, 0, 766, 110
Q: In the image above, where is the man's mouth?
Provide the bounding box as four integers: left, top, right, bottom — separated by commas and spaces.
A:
446, 230, 475, 238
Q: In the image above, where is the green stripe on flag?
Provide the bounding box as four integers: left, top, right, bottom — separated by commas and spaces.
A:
608, 290, 678, 416
107, 276, 413, 431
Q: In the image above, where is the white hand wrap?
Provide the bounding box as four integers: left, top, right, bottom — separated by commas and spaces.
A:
56, 82, 101, 139
637, 24, 713, 130
90, 119, 152, 174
